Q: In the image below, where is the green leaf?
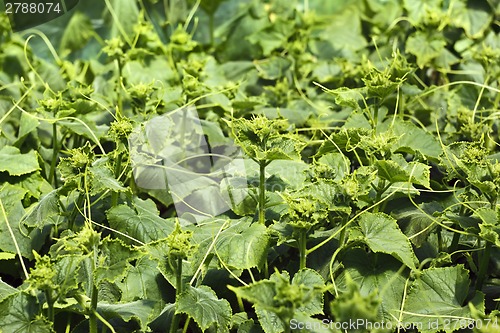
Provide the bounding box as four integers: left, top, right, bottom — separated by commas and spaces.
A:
331, 271, 381, 325
97, 299, 157, 332
0, 184, 41, 260
316, 153, 350, 181
143, 238, 195, 290
392, 201, 441, 247
474, 207, 497, 225
12, 172, 53, 201
248, 23, 293, 56
95, 237, 140, 284
384, 119, 443, 159
403, 0, 441, 24
301, 180, 347, 213
367, 0, 403, 26
23, 190, 61, 229
232, 280, 285, 333
107, 197, 175, 244
402, 266, 485, 332
263, 138, 304, 161
375, 160, 411, 183
375, 157, 431, 189
123, 59, 175, 85
231, 280, 276, 309
406, 32, 446, 68
215, 220, 269, 270
317, 128, 371, 155
148, 303, 176, 332
337, 248, 407, 323
97, 281, 121, 304
320, 6, 367, 55
451, 1, 492, 38
58, 118, 108, 144
200, 119, 232, 147
17, 112, 39, 141
327, 87, 364, 109
228, 116, 304, 163
0, 253, 15, 261
230, 312, 265, 332
106, 0, 139, 41
116, 257, 166, 302
265, 160, 309, 190
255, 308, 284, 333
403, 161, 431, 189
230, 270, 325, 332
0, 293, 54, 333
89, 158, 127, 195
0, 146, 39, 176
60, 11, 94, 53
0, 279, 17, 303
478, 223, 500, 246
292, 269, 325, 316
254, 57, 292, 80
54, 254, 86, 297
359, 212, 418, 270
475, 208, 500, 245
176, 285, 232, 332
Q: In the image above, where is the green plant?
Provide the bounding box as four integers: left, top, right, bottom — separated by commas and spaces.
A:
0, 0, 500, 332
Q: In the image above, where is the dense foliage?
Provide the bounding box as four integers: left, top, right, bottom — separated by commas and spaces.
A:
0, 0, 499, 332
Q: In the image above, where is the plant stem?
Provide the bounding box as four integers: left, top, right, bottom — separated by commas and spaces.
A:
398, 87, 404, 119
45, 289, 54, 323
49, 123, 59, 187
298, 229, 307, 270
476, 241, 492, 291
209, 13, 215, 48
237, 296, 244, 313
437, 226, 443, 253
258, 161, 266, 225
373, 180, 387, 213
373, 98, 379, 133
179, 108, 188, 168
182, 318, 191, 333
164, 0, 169, 23
338, 216, 349, 246
170, 256, 184, 333
449, 232, 460, 252
89, 284, 99, 333
169, 310, 181, 331
111, 152, 123, 207
69, 192, 84, 231
284, 320, 291, 333
116, 59, 123, 116
176, 256, 183, 295
90, 247, 99, 333
65, 312, 72, 333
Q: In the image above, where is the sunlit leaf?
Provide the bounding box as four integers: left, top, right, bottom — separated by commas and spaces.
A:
0, 146, 39, 176
107, 197, 176, 244
359, 212, 418, 270
402, 266, 485, 332
176, 285, 232, 332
